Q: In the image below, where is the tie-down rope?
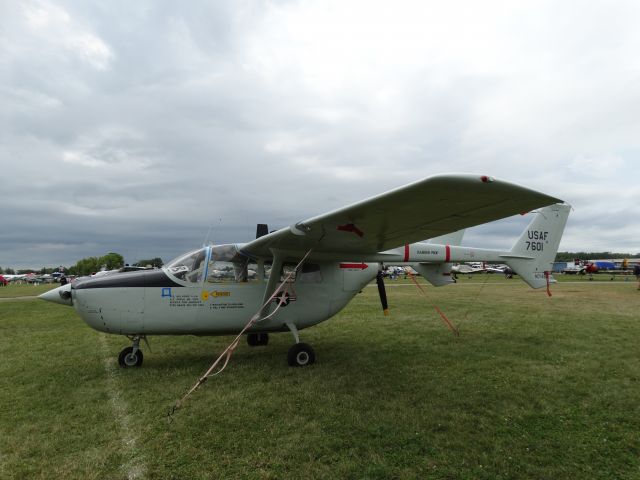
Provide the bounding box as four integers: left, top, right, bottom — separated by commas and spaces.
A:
407, 271, 460, 336
544, 271, 552, 297
168, 249, 313, 418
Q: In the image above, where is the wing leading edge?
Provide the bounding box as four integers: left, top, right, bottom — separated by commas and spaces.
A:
240, 174, 562, 260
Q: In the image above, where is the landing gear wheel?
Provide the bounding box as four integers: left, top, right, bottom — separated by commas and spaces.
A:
247, 333, 269, 347
118, 346, 143, 368
287, 343, 315, 367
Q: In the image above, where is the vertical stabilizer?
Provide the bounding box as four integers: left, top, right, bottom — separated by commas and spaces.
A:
502, 204, 571, 288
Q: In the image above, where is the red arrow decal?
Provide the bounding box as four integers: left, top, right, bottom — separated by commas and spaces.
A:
336, 223, 364, 237
339, 263, 369, 270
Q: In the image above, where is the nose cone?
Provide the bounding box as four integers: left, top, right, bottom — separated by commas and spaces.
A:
39, 284, 73, 306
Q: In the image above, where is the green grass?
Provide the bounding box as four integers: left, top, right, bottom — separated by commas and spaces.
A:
0, 284, 57, 298
1, 279, 639, 479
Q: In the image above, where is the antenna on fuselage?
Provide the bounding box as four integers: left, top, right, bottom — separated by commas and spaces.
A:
203, 218, 222, 247
256, 224, 269, 239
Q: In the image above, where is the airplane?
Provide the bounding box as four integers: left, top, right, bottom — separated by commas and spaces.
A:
39, 174, 571, 368
451, 263, 485, 275
562, 260, 628, 277
1, 274, 28, 282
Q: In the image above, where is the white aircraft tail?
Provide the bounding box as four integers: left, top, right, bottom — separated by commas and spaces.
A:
502, 204, 571, 289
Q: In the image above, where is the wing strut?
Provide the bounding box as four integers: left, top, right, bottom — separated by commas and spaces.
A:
259, 249, 285, 318
169, 249, 313, 418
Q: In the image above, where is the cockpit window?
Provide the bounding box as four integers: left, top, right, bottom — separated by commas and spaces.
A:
166, 245, 259, 284
165, 248, 208, 283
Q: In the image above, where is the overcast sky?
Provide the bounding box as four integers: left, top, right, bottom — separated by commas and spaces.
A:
2, 0, 639, 269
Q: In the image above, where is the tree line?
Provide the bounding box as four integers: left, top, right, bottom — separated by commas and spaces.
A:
554, 252, 640, 262
0, 255, 164, 277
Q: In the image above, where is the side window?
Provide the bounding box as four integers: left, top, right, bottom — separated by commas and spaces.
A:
246, 261, 259, 282
262, 262, 321, 283
264, 262, 297, 282
206, 257, 260, 283
299, 263, 322, 283
206, 261, 237, 283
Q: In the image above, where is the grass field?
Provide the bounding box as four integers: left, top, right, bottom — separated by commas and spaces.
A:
1, 277, 639, 479
0, 283, 57, 299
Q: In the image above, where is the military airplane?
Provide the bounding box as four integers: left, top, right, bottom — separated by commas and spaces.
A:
39, 174, 570, 368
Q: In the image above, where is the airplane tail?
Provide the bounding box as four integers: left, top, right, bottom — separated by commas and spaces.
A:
502, 204, 571, 289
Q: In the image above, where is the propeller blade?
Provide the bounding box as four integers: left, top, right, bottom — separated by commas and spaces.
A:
376, 270, 389, 316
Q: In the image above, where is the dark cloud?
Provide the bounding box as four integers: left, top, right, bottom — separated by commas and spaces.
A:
2, 0, 639, 268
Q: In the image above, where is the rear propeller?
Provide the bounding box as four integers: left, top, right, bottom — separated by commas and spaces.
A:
376, 267, 389, 316
377, 265, 458, 335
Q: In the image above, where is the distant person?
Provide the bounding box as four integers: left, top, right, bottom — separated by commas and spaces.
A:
60, 276, 68, 286
634, 264, 640, 290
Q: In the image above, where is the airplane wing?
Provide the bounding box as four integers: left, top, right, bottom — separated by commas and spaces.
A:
240, 174, 562, 260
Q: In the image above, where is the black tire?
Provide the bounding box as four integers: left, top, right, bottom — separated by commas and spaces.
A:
287, 343, 315, 367
247, 333, 269, 347
118, 346, 143, 368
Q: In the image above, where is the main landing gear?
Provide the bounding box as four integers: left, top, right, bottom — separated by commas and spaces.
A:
287, 342, 315, 367
285, 322, 315, 367
246, 325, 316, 366
117, 329, 315, 368
118, 335, 144, 368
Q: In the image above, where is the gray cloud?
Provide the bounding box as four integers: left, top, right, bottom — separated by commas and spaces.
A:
2, 0, 640, 269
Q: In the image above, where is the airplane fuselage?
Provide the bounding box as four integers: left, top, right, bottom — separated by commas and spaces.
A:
66, 261, 376, 336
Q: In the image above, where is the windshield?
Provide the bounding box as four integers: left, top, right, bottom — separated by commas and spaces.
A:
165, 248, 208, 282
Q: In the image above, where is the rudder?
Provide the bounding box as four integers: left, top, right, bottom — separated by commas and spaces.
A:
502, 204, 571, 288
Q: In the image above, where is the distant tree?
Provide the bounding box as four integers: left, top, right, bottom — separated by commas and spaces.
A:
72, 253, 125, 276
555, 251, 636, 262
5, 268, 15, 275
134, 257, 164, 268
74, 257, 101, 276
100, 252, 125, 270
0, 267, 3, 274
